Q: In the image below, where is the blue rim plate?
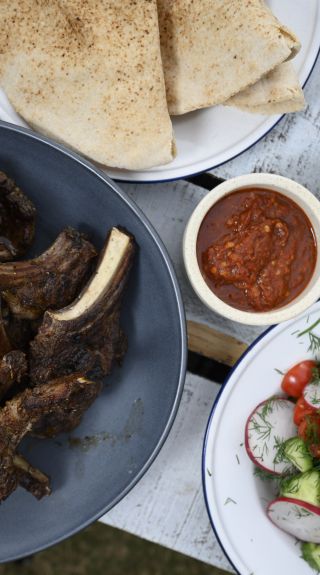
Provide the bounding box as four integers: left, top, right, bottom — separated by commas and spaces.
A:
0, 121, 187, 562
202, 301, 320, 575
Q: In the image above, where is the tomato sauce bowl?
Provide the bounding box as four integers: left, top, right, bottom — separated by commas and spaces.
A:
183, 173, 320, 325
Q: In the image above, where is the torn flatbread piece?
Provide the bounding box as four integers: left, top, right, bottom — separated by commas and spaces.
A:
0, 0, 175, 170
157, 0, 301, 115
226, 62, 305, 114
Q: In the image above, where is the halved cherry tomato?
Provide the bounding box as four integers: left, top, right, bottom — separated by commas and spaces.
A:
293, 395, 316, 426
298, 414, 320, 457
281, 360, 317, 398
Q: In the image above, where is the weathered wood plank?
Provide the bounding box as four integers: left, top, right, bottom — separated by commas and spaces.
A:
100, 372, 234, 573
187, 321, 247, 366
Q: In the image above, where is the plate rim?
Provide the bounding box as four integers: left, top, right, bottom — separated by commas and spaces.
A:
202, 301, 320, 574
0, 119, 187, 562
119, 41, 320, 184
201, 323, 275, 575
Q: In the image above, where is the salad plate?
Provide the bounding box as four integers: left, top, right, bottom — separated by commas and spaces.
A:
203, 300, 320, 575
0, 1, 319, 183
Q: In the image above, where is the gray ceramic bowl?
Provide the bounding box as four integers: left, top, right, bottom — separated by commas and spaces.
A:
0, 121, 187, 562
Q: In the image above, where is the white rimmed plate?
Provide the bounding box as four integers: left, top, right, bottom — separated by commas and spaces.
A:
203, 301, 320, 575
0, 0, 319, 183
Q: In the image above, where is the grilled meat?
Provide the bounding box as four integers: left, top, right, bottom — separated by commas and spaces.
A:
0, 374, 101, 501
30, 227, 135, 384
13, 453, 51, 499
0, 350, 27, 401
0, 228, 97, 319
0, 298, 12, 357
0, 171, 36, 261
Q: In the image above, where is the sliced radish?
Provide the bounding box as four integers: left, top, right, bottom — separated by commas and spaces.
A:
267, 497, 320, 543
245, 397, 296, 474
303, 382, 320, 409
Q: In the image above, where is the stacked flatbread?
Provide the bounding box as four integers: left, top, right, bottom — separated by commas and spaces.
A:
0, 0, 175, 170
157, 0, 304, 115
0, 0, 305, 170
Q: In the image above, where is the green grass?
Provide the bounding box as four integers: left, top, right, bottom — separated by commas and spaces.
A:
0, 523, 230, 575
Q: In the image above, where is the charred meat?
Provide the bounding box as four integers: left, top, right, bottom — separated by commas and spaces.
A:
0, 228, 97, 319
0, 171, 36, 261
0, 350, 27, 401
0, 374, 101, 501
13, 453, 51, 499
0, 298, 12, 357
30, 227, 135, 384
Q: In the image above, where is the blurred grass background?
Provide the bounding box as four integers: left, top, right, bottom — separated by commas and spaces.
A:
0, 523, 230, 575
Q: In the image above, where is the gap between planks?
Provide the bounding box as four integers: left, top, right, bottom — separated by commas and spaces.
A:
187, 320, 247, 367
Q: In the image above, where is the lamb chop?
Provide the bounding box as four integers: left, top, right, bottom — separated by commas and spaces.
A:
0, 171, 36, 261
0, 350, 27, 402
13, 453, 51, 499
0, 297, 12, 357
0, 227, 97, 319
30, 227, 135, 386
0, 374, 101, 501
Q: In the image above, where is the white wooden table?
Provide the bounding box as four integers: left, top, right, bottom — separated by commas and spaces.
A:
99, 56, 320, 572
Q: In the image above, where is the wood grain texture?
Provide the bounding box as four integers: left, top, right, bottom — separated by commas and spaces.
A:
100, 372, 234, 573
187, 321, 247, 366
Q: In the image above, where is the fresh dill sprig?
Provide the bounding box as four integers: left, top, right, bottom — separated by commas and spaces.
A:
298, 318, 320, 353
280, 475, 300, 496
294, 506, 312, 519
254, 467, 278, 482
260, 397, 275, 419
224, 497, 237, 505
274, 368, 284, 376
273, 436, 287, 465
311, 366, 320, 385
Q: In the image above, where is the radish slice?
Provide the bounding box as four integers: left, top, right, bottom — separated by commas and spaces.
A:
245, 398, 296, 474
303, 382, 320, 409
267, 497, 320, 543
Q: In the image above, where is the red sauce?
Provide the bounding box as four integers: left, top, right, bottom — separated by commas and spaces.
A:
196, 188, 317, 312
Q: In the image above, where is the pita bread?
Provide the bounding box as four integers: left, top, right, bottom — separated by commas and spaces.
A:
226, 62, 305, 114
157, 0, 301, 115
0, 0, 175, 170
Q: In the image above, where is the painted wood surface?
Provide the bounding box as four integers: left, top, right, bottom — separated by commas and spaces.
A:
100, 58, 320, 570
100, 373, 233, 573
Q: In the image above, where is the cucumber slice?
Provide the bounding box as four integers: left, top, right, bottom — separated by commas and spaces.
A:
280, 470, 320, 508
283, 437, 313, 473
301, 542, 320, 571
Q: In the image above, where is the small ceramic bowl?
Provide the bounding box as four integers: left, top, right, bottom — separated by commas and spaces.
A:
183, 173, 320, 326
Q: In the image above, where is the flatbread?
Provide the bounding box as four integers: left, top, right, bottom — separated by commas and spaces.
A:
0, 0, 175, 170
226, 62, 305, 114
157, 0, 301, 115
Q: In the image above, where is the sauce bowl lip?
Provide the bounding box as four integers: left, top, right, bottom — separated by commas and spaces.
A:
183, 173, 320, 326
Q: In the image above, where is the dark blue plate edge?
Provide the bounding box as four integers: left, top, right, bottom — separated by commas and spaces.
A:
0, 119, 187, 562
116, 43, 320, 185
201, 324, 275, 575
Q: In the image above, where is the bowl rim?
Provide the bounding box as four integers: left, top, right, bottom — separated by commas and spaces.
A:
183, 173, 320, 326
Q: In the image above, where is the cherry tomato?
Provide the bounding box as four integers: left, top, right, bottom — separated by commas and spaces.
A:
309, 444, 320, 459
298, 414, 320, 457
281, 360, 317, 398
293, 395, 316, 426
